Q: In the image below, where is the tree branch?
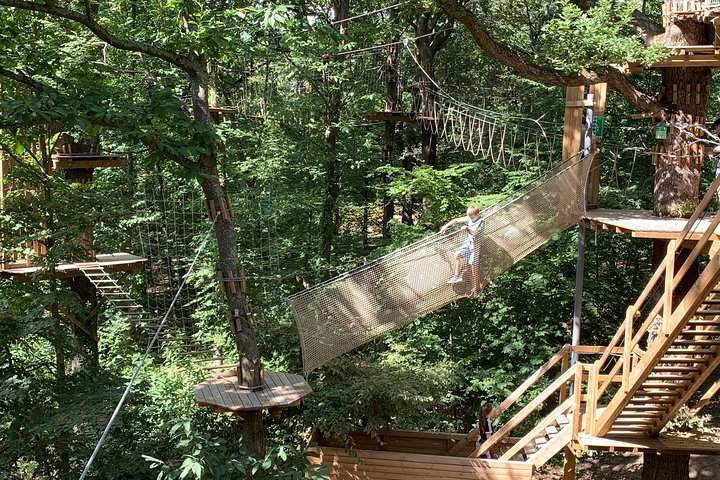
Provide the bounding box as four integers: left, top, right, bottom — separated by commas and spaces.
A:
0, 0, 199, 75
0, 66, 45, 92
435, 0, 662, 112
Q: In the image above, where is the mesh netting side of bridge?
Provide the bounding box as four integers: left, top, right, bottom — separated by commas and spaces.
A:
286, 152, 596, 374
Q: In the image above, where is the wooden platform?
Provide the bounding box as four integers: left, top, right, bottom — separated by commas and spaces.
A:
51, 154, 127, 170
309, 446, 534, 480
193, 370, 312, 413
619, 45, 720, 73
576, 433, 720, 455
0, 252, 146, 281
582, 209, 720, 240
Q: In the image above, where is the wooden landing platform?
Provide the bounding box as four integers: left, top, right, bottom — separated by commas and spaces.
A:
310, 446, 534, 480
0, 252, 146, 282
582, 209, 720, 241
620, 45, 720, 73
52, 154, 127, 170
193, 370, 312, 413
577, 433, 720, 455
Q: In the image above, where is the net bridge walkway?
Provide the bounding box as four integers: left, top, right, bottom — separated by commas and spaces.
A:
287, 152, 596, 373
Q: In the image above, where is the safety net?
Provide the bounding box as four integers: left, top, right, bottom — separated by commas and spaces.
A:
287, 153, 596, 373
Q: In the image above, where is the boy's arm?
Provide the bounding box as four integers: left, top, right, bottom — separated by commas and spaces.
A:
440, 216, 463, 234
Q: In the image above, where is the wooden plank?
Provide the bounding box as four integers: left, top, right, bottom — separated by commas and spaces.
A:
577, 434, 720, 455
562, 87, 585, 160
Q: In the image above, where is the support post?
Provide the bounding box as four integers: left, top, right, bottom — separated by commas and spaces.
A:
571, 225, 586, 365
586, 83, 607, 208
562, 446, 577, 480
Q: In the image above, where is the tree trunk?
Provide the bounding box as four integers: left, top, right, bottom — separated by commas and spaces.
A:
653, 21, 712, 217
642, 452, 689, 480
191, 66, 265, 455
64, 276, 99, 373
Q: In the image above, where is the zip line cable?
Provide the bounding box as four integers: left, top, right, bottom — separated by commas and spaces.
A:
333, 27, 453, 57
330, 1, 410, 25
78, 214, 220, 480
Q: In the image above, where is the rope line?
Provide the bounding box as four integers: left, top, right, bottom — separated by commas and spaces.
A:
78, 213, 219, 480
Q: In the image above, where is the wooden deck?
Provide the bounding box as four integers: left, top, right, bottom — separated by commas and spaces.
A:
310, 446, 534, 480
576, 433, 720, 455
193, 370, 312, 413
0, 252, 146, 281
582, 209, 720, 240
51, 153, 127, 170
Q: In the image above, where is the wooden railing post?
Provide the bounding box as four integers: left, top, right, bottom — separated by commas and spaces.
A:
663, 240, 676, 335
560, 349, 570, 403
572, 363, 583, 438
586, 362, 598, 435
623, 306, 633, 392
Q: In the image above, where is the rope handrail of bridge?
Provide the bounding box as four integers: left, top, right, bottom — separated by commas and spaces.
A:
287, 152, 596, 374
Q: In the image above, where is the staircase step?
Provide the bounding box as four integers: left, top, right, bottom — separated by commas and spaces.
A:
533, 435, 548, 446
191, 356, 227, 363
555, 414, 570, 425
629, 397, 675, 405
658, 357, 708, 364
545, 425, 558, 436
623, 405, 668, 411
652, 366, 701, 372
647, 374, 695, 381
202, 363, 240, 371
614, 418, 658, 425
695, 309, 720, 316
607, 429, 653, 436
666, 348, 717, 355
689, 320, 720, 326
679, 330, 720, 335
618, 411, 663, 418
672, 340, 720, 346
640, 382, 686, 389
635, 390, 680, 397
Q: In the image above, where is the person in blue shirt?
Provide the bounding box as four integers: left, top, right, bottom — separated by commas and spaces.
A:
440, 206, 485, 297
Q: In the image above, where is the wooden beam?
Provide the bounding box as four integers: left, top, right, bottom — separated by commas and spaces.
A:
562, 86, 585, 161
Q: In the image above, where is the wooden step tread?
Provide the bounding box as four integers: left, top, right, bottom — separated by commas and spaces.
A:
614, 418, 658, 425
628, 398, 676, 405
679, 330, 720, 335
652, 366, 701, 372
640, 382, 686, 389
672, 340, 720, 346
190, 356, 226, 363
658, 357, 709, 364
695, 309, 720, 316
618, 411, 663, 418
666, 348, 716, 355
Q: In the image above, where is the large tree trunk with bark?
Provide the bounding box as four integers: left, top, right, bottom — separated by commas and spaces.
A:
642, 452, 690, 480
653, 21, 712, 217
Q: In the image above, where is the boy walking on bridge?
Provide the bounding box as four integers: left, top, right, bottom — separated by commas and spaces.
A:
440, 206, 485, 297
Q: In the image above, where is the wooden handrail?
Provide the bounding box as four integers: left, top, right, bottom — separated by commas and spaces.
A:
473, 366, 577, 458
597, 174, 720, 395
489, 344, 571, 421
499, 396, 575, 460
446, 344, 571, 455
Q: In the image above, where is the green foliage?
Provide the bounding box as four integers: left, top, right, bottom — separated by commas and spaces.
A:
541, 0, 669, 75
663, 406, 714, 434
144, 421, 329, 480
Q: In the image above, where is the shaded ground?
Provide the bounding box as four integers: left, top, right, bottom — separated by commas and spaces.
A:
534, 397, 720, 479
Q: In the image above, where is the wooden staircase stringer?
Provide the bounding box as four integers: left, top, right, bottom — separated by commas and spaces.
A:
594, 253, 720, 436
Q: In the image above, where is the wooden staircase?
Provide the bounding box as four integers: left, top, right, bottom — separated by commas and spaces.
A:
77, 262, 226, 366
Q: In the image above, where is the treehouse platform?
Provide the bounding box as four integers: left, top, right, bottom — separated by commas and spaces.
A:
51, 153, 127, 170
193, 370, 312, 414
619, 45, 720, 73
582, 208, 720, 240
0, 252, 146, 282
